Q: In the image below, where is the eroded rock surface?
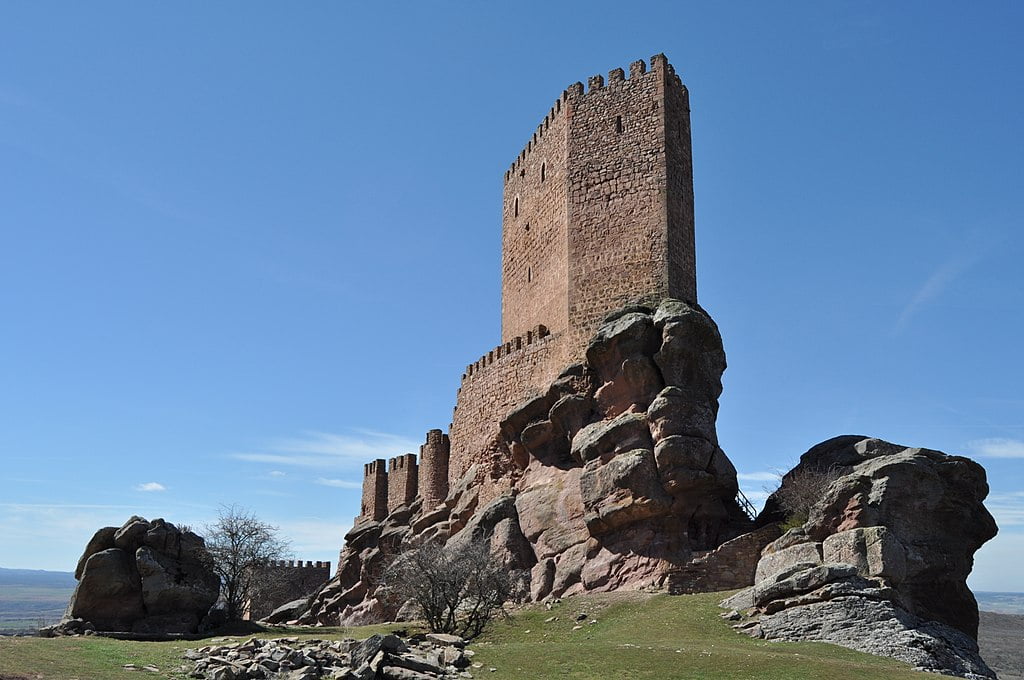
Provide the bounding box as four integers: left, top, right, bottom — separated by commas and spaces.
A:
302, 299, 751, 625
61, 516, 219, 634
726, 436, 998, 679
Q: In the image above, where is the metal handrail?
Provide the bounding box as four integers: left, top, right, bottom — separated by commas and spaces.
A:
736, 488, 758, 521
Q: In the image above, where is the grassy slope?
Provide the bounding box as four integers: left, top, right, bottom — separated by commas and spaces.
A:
0, 592, 933, 680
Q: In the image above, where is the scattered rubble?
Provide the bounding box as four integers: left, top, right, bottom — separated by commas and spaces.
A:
182, 633, 474, 680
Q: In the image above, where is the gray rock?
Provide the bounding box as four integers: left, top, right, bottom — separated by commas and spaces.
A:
67, 548, 145, 630
822, 526, 906, 584
74, 526, 117, 580
65, 516, 218, 634
759, 435, 997, 637
754, 542, 823, 583
756, 596, 995, 679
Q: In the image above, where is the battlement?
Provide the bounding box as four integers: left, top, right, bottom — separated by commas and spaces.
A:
360, 457, 388, 521
503, 55, 681, 183
388, 452, 418, 512
244, 559, 331, 621
419, 429, 450, 510
461, 324, 551, 384
263, 559, 331, 569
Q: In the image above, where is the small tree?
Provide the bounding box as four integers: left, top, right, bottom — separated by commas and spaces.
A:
203, 505, 292, 621
771, 465, 842, 528
379, 537, 520, 639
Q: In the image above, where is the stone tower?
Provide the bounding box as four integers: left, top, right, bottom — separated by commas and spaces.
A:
500, 53, 696, 359
446, 54, 698, 482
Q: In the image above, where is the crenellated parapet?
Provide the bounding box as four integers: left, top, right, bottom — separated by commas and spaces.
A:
387, 453, 418, 513
360, 458, 388, 521
503, 54, 681, 183
461, 324, 552, 385
244, 559, 332, 621
419, 429, 450, 510
264, 560, 332, 569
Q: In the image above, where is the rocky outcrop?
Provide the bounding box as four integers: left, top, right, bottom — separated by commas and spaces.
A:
302, 299, 752, 625
724, 436, 998, 679
62, 516, 219, 634
183, 632, 473, 680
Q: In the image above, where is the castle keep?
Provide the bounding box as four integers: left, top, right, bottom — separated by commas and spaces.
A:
357, 54, 696, 522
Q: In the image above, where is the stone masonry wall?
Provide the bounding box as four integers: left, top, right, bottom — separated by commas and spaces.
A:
501, 88, 570, 343
565, 54, 696, 356
387, 453, 418, 513
245, 560, 331, 621
448, 327, 563, 484
360, 459, 388, 521
418, 429, 450, 510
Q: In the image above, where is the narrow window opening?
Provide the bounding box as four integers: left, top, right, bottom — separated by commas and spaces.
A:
527, 267, 532, 283
615, 116, 623, 133
525, 223, 530, 232
514, 197, 519, 217
541, 163, 546, 182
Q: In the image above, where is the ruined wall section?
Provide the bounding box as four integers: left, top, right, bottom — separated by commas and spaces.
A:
501, 92, 570, 342
565, 55, 696, 355
387, 453, 418, 513
245, 560, 332, 621
360, 459, 388, 522
448, 326, 560, 484
418, 429, 450, 510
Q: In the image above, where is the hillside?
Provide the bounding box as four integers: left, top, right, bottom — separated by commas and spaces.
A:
0, 592, 943, 679
0, 567, 76, 632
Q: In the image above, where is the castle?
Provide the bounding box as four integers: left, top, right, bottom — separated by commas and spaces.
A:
357, 54, 696, 524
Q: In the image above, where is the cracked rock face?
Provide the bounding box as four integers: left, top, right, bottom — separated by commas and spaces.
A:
301, 299, 751, 626
727, 436, 999, 679
63, 516, 219, 634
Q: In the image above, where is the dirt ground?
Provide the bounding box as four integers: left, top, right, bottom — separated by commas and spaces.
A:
979, 610, 1024, 680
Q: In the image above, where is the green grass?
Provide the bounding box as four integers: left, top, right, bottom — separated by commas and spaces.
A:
0, 592, 934, 680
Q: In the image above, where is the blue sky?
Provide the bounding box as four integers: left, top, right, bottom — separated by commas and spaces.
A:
1, 2, 1022, 591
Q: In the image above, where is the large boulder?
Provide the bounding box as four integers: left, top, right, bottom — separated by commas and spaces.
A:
757, 436, 996, 638
728, 436, 998, 679
64, 516, 218, 634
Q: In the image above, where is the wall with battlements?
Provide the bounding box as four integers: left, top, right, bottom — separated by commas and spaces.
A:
387, 453, 418, 513
244, 560, 331, 621
360, 459, 388, 521
502, 93, 570, 342
448, 325, 559, 483
419, 429, 450, 510
564, 54, 696, 354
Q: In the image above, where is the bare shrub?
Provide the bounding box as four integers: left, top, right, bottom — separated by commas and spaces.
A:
773, 465, 843, 528
379, 538, 521, 639
203, 505, 292, 621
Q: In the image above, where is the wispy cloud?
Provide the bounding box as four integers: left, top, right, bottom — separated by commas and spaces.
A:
269, 470, 287, 477
970, 438, 1024, 459
985, 492, 1024, 527
896, 250, 984, 331
275, 518, 354, 557
135, 482, 166, 492
737, 471, 781, 482
231, 430, 420, 469
315, 478, 361, 489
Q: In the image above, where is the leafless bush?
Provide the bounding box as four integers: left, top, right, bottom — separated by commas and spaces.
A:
203, 505, 292, 621
379, 538, 520, 639
772, 465, 843, 527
